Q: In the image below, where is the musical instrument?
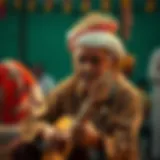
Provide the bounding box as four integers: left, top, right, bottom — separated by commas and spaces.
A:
42, 100, 94, 160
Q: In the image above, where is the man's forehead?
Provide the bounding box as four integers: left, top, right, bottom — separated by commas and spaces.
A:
74, 47, 106, 57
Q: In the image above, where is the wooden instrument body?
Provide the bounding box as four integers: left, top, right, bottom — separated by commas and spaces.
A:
42, 115, 75, 160
42, 95, 99, 160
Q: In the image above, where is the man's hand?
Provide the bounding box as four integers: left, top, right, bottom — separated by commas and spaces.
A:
72, 121, 100, 147
44, 122, 100, 149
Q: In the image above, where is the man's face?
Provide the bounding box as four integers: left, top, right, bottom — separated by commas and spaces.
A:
73, 46, 113, 87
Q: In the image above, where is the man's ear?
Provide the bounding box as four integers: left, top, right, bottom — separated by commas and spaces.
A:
121, 55, 135, 75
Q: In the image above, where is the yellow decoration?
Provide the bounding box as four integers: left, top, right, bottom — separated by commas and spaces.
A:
101, 0, 110, 11
0, 0, 5, 6
27, 0, 36, 12
14, 0, 22, 9
63, 1, 72, 14
121, 0, 131, 9
44, 0, 53, 12
145, 0, 156, 12
81, 0, 91, 13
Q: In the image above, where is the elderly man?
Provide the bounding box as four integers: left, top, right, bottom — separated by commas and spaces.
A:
13, 13, 144, 160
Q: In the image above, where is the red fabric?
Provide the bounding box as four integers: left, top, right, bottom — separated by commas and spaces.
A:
0, 62, 35, 124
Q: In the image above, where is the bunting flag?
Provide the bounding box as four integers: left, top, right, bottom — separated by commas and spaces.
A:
81, 0, 91, 13
145, 0, 156, 12
120, 0, 133, 40
0, 0, 7, 19
27, 0, 36, 12
101, 0, 110, 11
14, 0, 22, 9
44, 0, 53, 12
63, 0, 72, 14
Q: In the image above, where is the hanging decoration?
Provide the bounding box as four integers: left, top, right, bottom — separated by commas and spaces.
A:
145, 0, 156, 12
81, 0, 91, 13
120, 0, 133, 40
63, 0, 72, 14
27, 0, 36, 12
14, 0, 22, 10
101, 0, 110, 11
0, 0, 7, 19
44, 0, 53, 12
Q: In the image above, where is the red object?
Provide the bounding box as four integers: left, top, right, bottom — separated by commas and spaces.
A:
0, 61, 35, 124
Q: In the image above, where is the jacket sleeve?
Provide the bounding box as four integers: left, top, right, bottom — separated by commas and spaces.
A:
104, 89, 144, 160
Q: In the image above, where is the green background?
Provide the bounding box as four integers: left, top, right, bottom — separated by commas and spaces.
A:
0, 0, 160, 82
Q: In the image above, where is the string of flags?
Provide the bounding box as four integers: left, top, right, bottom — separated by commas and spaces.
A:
3, 0, 158, 13
0, 0, 158, 40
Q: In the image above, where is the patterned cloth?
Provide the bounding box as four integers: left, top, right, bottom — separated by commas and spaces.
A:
0, 60, 35, 124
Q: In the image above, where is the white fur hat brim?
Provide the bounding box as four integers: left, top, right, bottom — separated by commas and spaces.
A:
68, 31, 126, 59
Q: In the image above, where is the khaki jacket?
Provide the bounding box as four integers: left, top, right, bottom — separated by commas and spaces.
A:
45, 75, 144, 160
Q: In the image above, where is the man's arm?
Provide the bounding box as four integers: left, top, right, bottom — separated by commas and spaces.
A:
104, 89, 144, 160
120, 91, 143, 160
112, 90, 143, 132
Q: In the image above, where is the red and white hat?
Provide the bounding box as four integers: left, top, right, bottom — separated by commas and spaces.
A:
66, 13, 126, 59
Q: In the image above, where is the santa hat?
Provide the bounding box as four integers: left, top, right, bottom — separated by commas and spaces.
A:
66, 12, 126, 59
